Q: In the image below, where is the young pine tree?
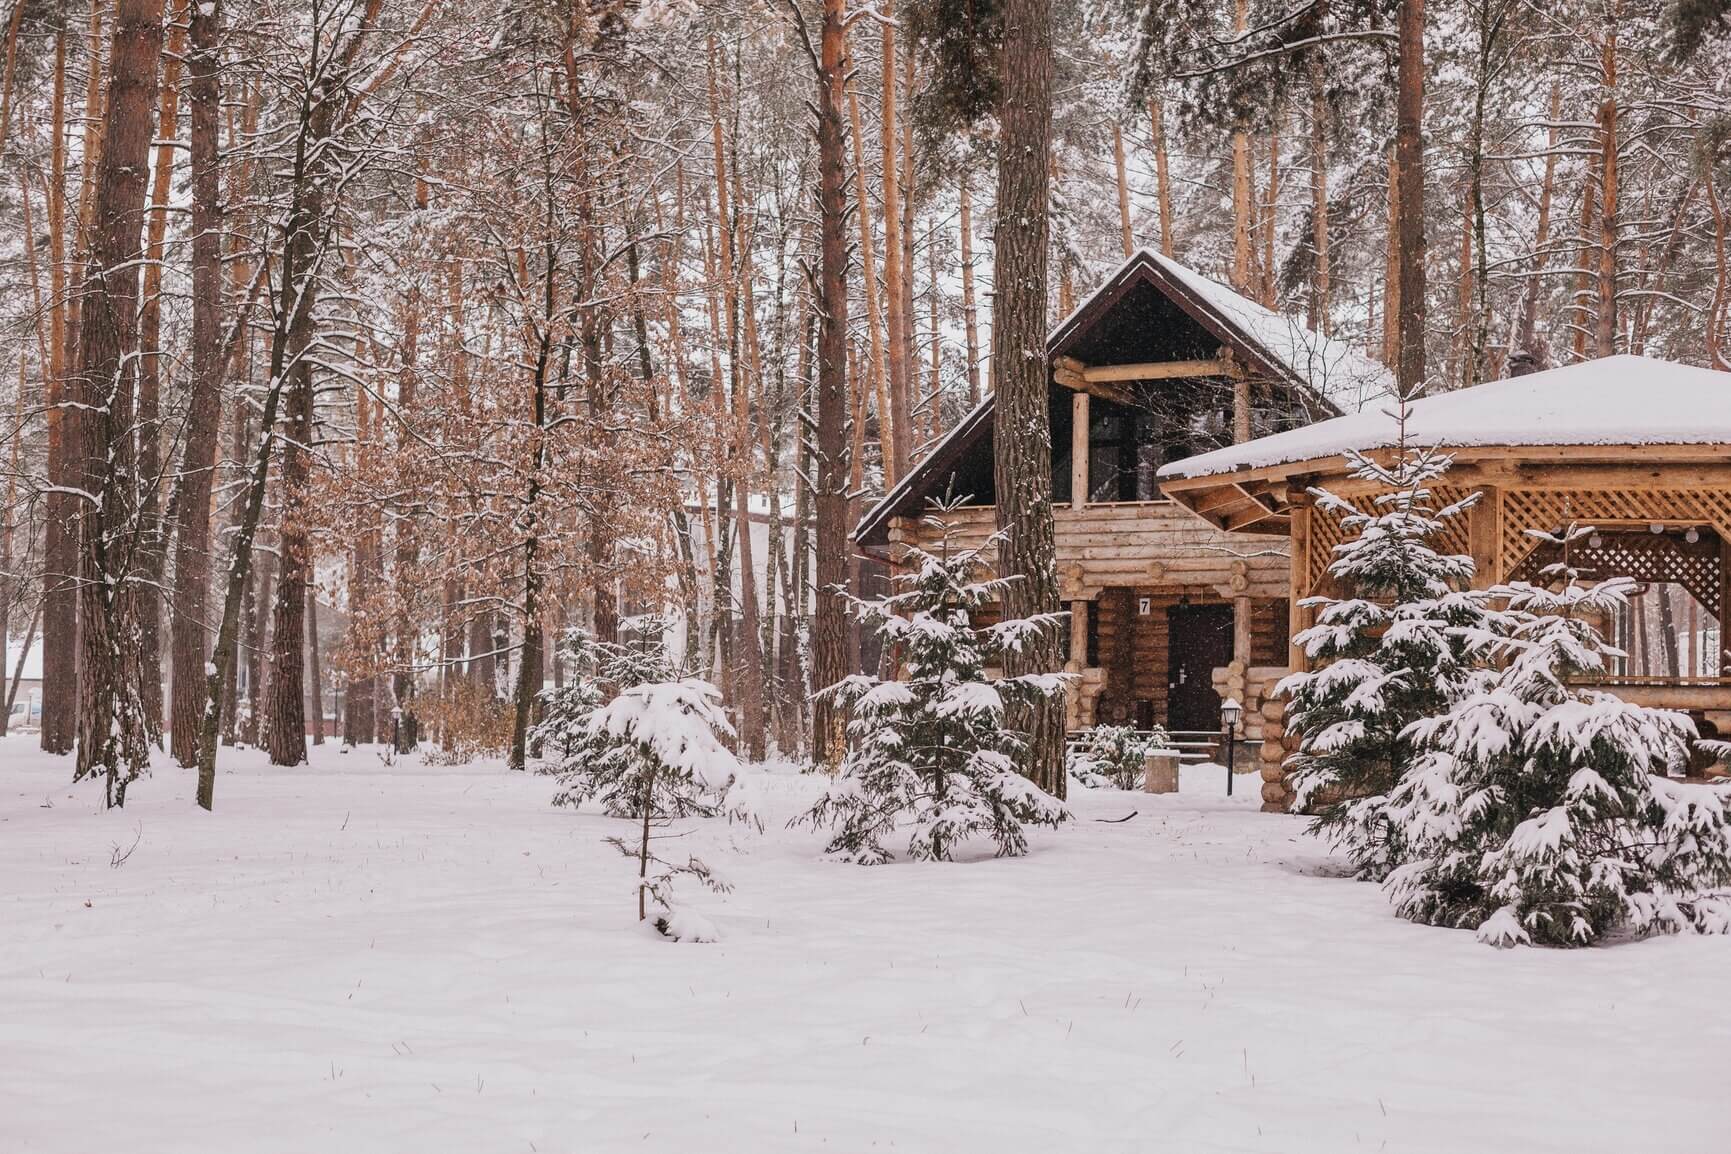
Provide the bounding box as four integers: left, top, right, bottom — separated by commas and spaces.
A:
1278, 434, 1492, 880
1385, 526, 1731, 947
536, 620, 745, 939
798, 506, 1070, 863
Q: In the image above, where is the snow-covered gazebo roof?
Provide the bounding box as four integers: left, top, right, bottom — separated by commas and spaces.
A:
1158, 356, 1731, 538
1160, 355, 1731, 483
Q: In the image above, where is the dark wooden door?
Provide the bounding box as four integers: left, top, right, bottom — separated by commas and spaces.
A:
1166, 603, 1235, 731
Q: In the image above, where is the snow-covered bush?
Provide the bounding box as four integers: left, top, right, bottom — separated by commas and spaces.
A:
1068, 724, 1171, 790
1277, 435, 1493, 880
1385, 526, 1731, 947
537, 622, 746, 938
796, 507, 1070, 863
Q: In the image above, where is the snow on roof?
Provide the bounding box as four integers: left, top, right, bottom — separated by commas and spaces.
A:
1143, 250, 1394, 413
1051, 248, 1395, 414
1158, 355, 1731, 480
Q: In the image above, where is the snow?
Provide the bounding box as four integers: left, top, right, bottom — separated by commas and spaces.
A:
1160, 354, 1731, 479
3, 736, 1729, 1152
3, 638, 43, 682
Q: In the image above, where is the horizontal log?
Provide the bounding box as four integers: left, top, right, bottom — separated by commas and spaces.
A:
1083, 357, 1237, 383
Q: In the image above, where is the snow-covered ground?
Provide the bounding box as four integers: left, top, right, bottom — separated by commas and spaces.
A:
3, 735, 1727, 1154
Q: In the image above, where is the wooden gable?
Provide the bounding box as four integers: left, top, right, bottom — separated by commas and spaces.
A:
854, 251, 1349, 553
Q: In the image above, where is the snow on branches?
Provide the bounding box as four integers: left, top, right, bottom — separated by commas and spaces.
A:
797, 505, 1070, 863
1069, 724, 1172, 790
1384, 526, 1731, 947
536, 622, 748, 940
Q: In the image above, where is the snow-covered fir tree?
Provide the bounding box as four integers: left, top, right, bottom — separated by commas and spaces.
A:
798, 506, 1070, 863
536, 620, 745, 938
1384, 526, 1731, 947
1278, 428, 1493, 879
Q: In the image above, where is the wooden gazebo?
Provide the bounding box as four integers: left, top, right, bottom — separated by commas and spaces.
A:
1158, 355, 1731, 811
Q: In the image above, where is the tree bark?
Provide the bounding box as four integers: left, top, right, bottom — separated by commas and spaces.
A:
73, 0, 164, 804
879, 3, 911, 482
1394, 0, 1428, 394
134, 0, 191, 742
168, 0, 225, 765
40, 16, 78, 757
1306, 58, 1329, 333
1150, 97, 1175, 258
1112, 121, 1133, 257
1594, 17, 1619, 358
958, 172, 983, 403
804, 0, 851, 766
992, 0, 1065, 798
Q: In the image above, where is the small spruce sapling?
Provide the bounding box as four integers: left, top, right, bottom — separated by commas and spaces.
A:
1385, 525, 1731, 946
1068, 724, 1172, 790
537, 619, 748, 940
797, 501, 1070, 863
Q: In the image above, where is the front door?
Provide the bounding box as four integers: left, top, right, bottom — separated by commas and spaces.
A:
1166, 603, 1234, 731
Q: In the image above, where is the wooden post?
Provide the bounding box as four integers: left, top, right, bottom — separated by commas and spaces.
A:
1233, 595, 1253, 663
1289, 495, 1314, 673
1720, 531, 1731, 673
1069, 599, 1088, 671
1469, 485, 1502, 585
1071, 389, 1089, 510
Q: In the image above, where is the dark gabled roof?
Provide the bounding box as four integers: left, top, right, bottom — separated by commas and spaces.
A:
854, 250, 1391, 551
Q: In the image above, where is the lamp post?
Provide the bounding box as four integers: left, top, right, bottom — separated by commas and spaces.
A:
390, 704, 403, 754
1220, 697, 1242, 797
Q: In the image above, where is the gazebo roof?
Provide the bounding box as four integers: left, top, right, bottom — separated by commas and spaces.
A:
1159, 355, 1731, 482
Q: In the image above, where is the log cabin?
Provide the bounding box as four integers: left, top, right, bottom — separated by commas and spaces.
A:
854, 249, 1391, 747
1158, 354, 1731, 809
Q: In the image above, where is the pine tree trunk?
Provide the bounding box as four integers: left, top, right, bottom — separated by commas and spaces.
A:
1112, 121, 1133, 257
1595, 20, 1618, 359
1394, 0, 1428, 394
73, 0, 163, 803
134, 0, 189, 743
992, 0, 1065, 798
1229, 0, 1252, 292
1572, 151, 1599, 361
846, 84, 894, 479
168, 0, 225, 765
306, 583, 324, 744
808, 0, 851, 765
958, 173, 983, 403
39, 20, 77, 757
1307, 57, 1329, 333
879, 6, 911, 482
263, 265, 317, 767
1516, 84, 1561, 360
1150, 97, 1175, 258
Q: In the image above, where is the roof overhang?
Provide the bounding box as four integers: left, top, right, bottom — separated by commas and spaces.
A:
1161, 441, 1731, 535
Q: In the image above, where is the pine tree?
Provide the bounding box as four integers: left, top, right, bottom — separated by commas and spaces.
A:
1384, 525, 1731, 947
798, 505, 1070, 864
1278, 433, 1490, 879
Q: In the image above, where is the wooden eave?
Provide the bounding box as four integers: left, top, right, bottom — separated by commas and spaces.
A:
1161, 441, 1731, 535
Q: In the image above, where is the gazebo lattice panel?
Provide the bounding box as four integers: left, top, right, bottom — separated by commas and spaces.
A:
1509, 528, 1725, 622
1499, 488, 1731, 578
1305, 485, 1474, 595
